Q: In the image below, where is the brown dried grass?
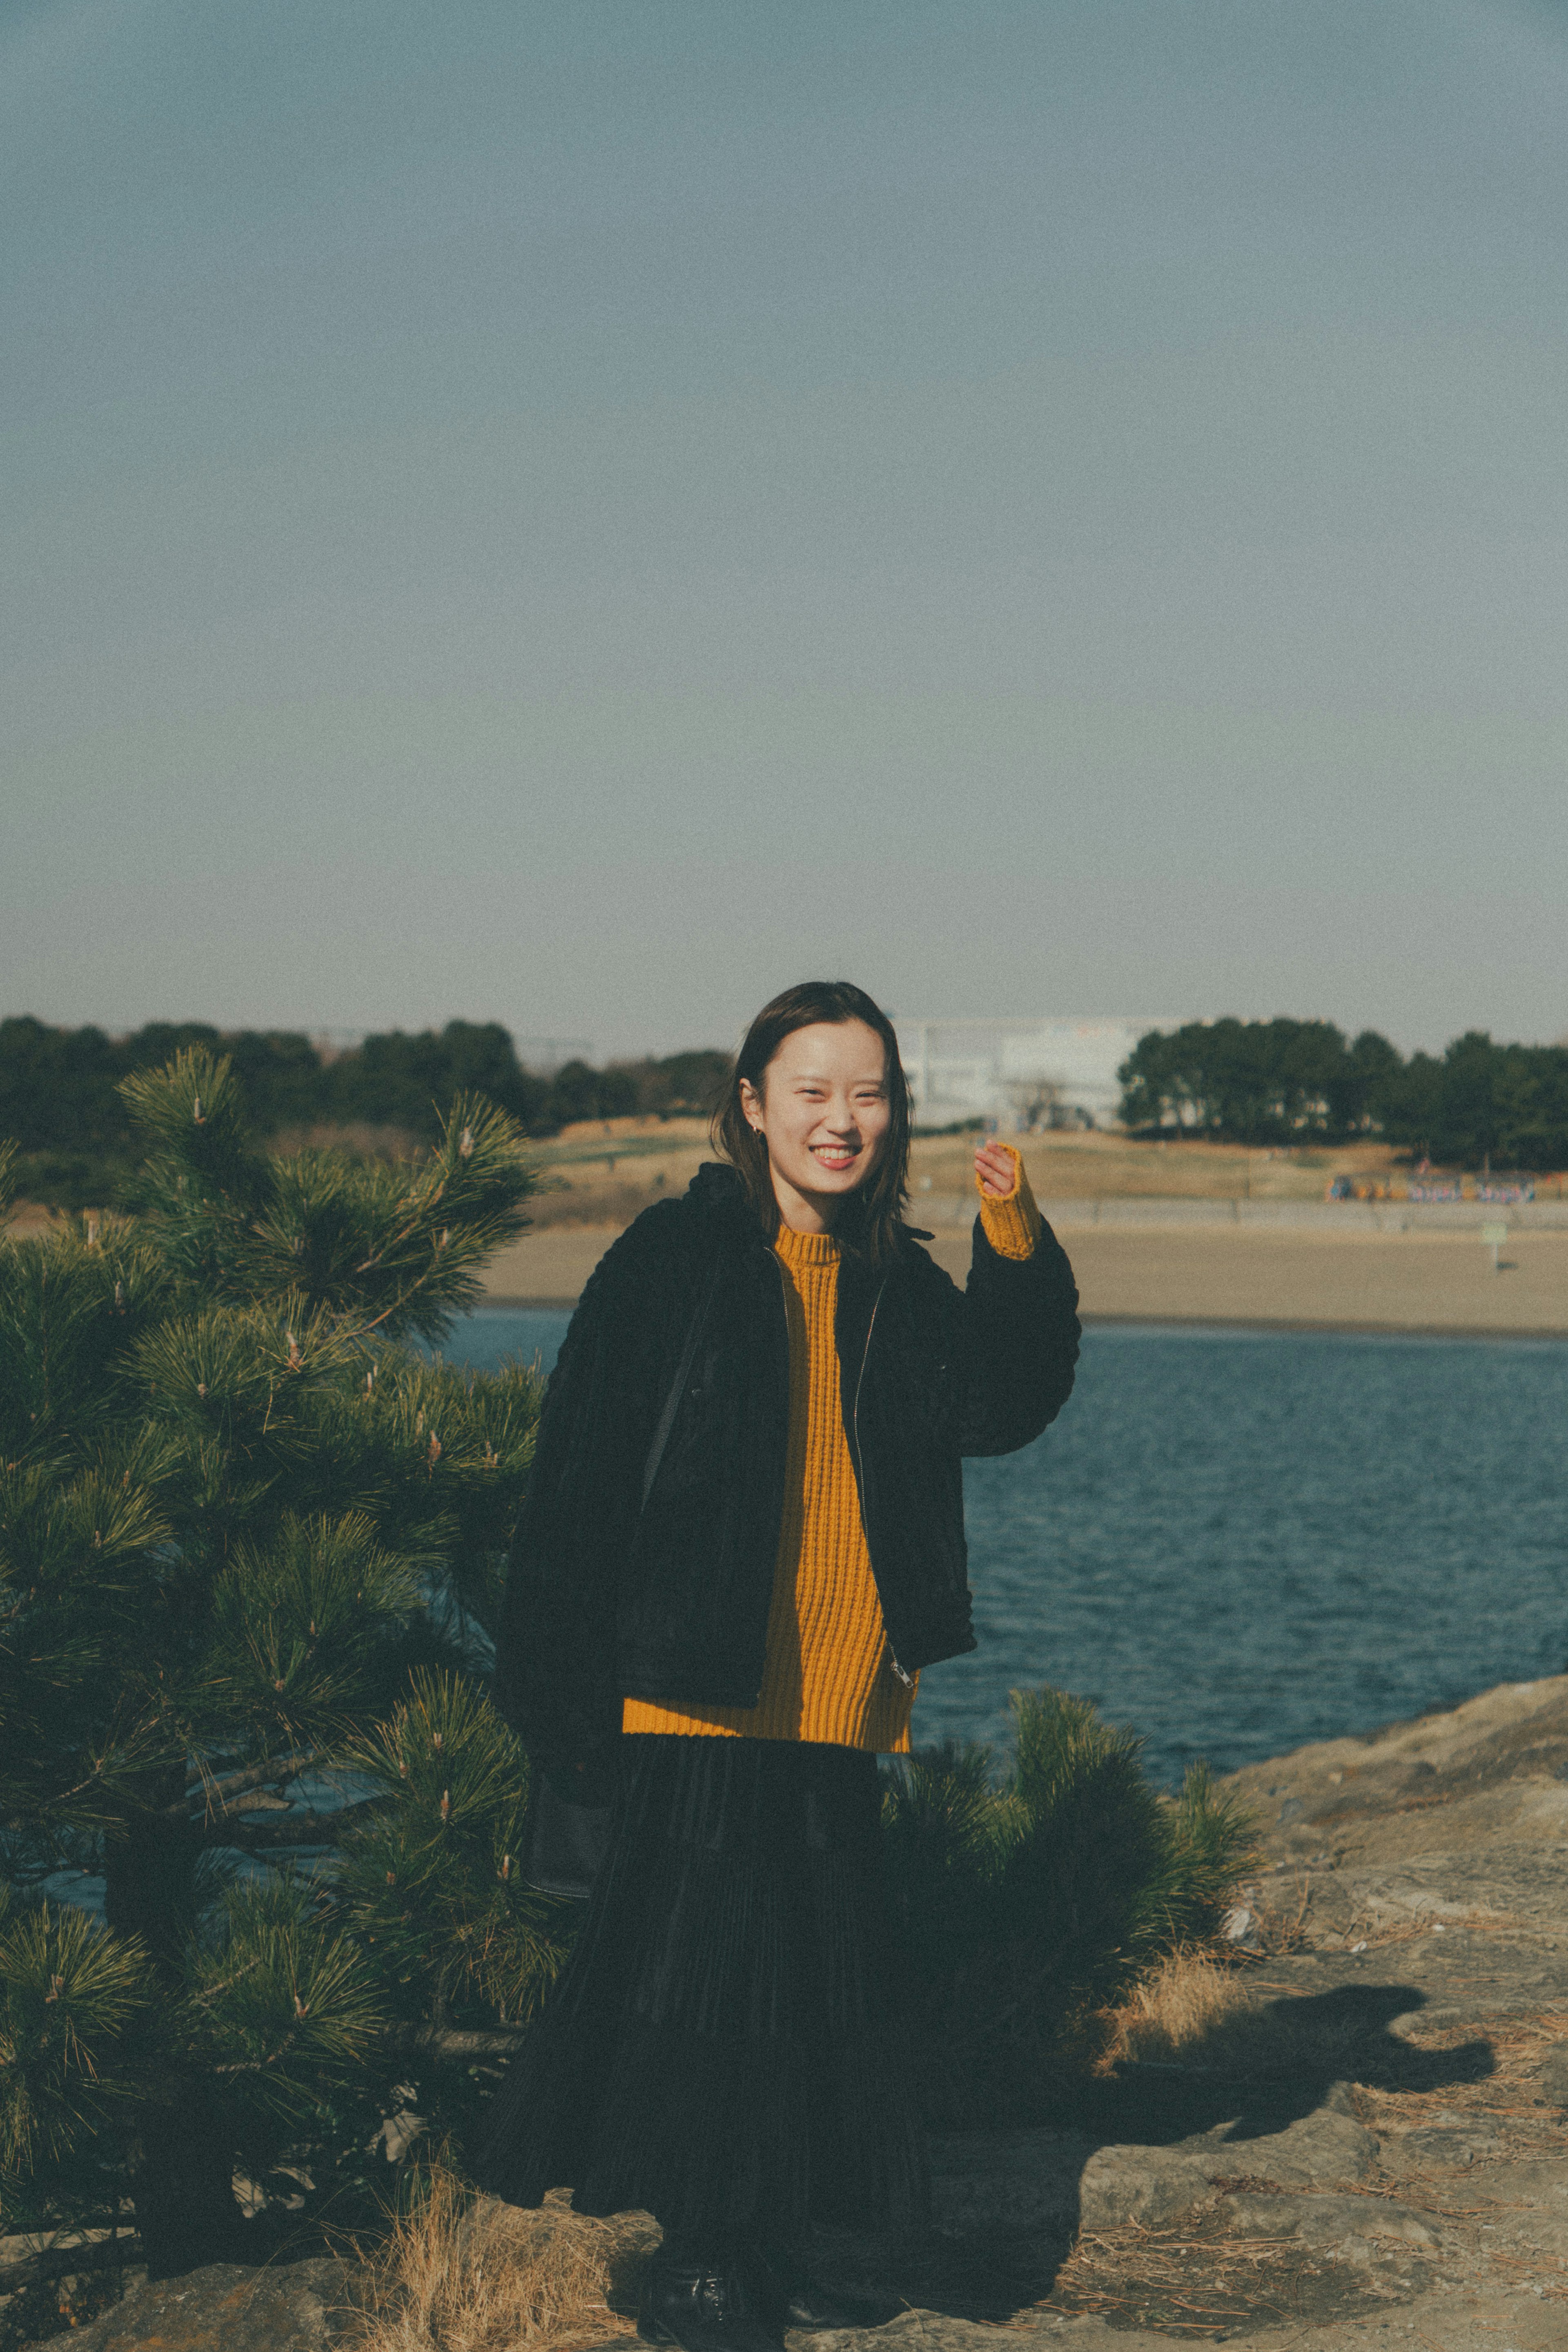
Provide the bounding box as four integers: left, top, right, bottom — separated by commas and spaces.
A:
524, 1181, 676, 1229
1098, 1946, 1374, 2082
1336, 1905, 1512, 1950
1100, 1949, 1255, 2069
349, 2168, 652, 2352
1036, 2205, 1380, 2340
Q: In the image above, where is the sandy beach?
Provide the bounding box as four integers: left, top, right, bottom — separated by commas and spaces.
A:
466, 1120, 1568, 1335
16, 1120, 1563, 1337
483, 1215, 1568, 1338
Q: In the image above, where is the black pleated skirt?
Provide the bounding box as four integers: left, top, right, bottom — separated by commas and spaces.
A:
477, 1733, 930, 2247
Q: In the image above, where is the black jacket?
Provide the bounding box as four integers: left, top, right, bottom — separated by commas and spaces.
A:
494, 1162, 1080, 1767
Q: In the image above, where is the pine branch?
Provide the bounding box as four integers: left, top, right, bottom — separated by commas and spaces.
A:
1, 1721, 178, 1837
389, 2023, 528, 2059
0, 2234, 144, 2289
352, 1171, 451, 1276
189, 1953, 266, 2009
196, 1796, 382, 1849
174, 1750, 318, 1819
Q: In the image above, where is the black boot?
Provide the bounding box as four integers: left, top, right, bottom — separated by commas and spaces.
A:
748, 2242, 901, 2334
638, 2242, 784, 2352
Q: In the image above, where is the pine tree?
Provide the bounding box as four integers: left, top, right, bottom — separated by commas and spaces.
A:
0, 1052, 568, 2272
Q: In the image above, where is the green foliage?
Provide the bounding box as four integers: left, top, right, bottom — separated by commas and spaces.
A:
0, 1894, 154, 2180
123, 1052, 534, 1339
882, 1689, 1256, 2127
179, 1876, 389, 2144
616, 1047, 733, 1120
1118, 1018, 1395, 1144
338, 1671, 571, 2029
1394, 1030, 1568, 1170
1119, 1018, 1568, 1167
0, 1017, 327, 1167
1163, 1759, 1257, 1936
327, 1023, 556, 1137
0, 1017, 736, 1206
204, 1514, 423, 1749
0, 1048, 548, 2263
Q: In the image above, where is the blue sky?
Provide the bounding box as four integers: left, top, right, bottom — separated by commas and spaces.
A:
4, 0, 1566, 1058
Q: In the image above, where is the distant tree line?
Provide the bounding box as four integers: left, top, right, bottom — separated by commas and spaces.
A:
0, 1016, 732, 1205
1119, 1019, 1568, 1168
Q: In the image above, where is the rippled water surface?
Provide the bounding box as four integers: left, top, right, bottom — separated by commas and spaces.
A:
449, 1310, 1568, 1786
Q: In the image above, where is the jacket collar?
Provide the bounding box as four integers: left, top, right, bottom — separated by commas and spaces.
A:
685, 1159, 774, 1252
687, 1158, 754, 1216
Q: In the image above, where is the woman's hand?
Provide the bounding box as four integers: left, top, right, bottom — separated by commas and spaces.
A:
974, 1139, 1020, 1199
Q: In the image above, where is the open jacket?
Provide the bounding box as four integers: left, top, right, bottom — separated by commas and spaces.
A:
494, 1162, 1081, 1769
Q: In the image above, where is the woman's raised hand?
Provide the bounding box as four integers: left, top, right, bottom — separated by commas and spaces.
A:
973, 1139, 1020, 1199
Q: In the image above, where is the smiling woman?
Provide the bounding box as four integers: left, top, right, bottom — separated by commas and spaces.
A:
714, 982, 909, 1266
742, 1017, 893, 1210
479, 979, 1081, 2352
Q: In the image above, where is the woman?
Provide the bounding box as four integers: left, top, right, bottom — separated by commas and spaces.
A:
484, 981, 1080, 2352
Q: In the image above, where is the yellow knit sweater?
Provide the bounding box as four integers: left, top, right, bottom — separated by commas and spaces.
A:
623, 1148, 1042, 1753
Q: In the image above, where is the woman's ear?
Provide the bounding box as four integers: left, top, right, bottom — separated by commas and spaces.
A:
738, 1076, 764, 1133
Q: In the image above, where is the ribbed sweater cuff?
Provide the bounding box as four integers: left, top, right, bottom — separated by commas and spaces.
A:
977, 1142, 1042, 1261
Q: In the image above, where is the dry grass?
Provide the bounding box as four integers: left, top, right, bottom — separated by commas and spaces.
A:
1357, 2004, 1568, 2134
872, 2197, 1367, 2343
525, 1179, 690, 1229
1097, 1945, 1383, 2084
349, 2168, 654, 2352
1334, 1905, 1513, 1951
911, 1131, 1405, 1206
1036, 2206, 1368, 2341
533, 1123, 1406, 1215
1100, 1950, 1256, 2069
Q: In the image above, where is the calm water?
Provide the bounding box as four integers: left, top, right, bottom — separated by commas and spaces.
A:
448, 1311, 1568, 1788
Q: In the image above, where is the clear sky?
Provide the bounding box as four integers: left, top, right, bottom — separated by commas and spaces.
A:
4, 0, 1566, 1061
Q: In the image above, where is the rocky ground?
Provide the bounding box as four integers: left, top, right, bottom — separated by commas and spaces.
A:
20, 1674, 1568, 2350
899, 1669, 1568, 2348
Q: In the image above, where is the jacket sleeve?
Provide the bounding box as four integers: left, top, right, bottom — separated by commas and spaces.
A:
492, 1219, 669, 1769
954, 1158, 1080, 1457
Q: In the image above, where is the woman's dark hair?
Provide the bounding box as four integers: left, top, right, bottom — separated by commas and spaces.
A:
712, 981, 911, 1265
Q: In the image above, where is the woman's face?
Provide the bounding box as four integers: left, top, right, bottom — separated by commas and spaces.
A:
740, 1019, 892, 1225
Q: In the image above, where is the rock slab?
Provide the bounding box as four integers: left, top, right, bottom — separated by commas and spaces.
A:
40, 2258, 356, 2352
931, 2102, 1380, 2237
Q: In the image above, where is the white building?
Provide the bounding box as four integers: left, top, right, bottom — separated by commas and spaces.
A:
893, 1016, 1187, 1132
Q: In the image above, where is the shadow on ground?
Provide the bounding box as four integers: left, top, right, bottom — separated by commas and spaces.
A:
815, 1980, 1493, 2336
1071, 1978, 1493, 2146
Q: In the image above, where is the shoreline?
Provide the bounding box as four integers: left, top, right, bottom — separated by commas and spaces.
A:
478, 1213, 1568, 1340
477, 1296, 1568, 1343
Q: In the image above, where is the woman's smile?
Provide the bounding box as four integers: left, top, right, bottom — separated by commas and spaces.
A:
738, 1018, 893, 1231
